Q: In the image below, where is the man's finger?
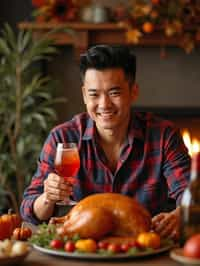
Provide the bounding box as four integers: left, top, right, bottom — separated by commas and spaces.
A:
158, 219, 176, 237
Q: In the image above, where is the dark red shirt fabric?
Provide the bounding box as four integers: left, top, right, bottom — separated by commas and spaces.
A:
20, 112, 191, 224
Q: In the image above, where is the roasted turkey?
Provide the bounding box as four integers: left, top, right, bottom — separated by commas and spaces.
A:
51, 193, 151, 240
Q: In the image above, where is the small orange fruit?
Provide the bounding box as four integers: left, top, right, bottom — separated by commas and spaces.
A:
142, 22, 154, 34
75, 239, 97, 253
137, 232, 161, 249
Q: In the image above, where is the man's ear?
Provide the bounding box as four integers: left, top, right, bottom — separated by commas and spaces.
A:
132, 83, 139, 102
82, 86, 87, 104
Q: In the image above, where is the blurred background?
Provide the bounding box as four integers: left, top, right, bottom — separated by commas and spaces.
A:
1, 0, 200, 122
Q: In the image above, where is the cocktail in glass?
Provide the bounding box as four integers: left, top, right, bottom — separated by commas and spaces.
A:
54, 142, 80, 205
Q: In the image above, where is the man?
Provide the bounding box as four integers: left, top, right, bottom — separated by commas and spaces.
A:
20, 44, 190, 240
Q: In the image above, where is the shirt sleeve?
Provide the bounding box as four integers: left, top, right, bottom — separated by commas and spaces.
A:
20, 133, 56, 224
162, 126, 191, 206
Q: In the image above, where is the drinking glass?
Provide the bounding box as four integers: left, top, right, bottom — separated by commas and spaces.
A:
54, 142, 80, 205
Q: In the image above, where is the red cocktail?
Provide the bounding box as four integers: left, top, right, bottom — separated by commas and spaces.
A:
54, 142, 80, 205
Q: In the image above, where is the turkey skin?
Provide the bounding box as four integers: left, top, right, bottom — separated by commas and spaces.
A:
51, 193, 151, 240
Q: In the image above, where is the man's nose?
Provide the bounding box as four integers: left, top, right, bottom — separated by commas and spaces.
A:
98, 94, 112, 107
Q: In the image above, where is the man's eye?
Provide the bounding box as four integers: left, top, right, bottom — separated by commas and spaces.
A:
110, 91, 120, 96
88, 93, 98, 97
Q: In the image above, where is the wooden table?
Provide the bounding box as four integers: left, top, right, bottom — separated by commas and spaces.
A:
23, 249, 180, 266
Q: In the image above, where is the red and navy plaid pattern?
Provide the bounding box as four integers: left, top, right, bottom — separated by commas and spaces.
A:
20, 112, 191, 224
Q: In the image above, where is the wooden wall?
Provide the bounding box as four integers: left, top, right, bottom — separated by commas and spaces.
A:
0, 1, 200, 123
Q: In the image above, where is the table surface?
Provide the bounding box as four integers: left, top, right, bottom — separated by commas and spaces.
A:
23, 249, 181, 266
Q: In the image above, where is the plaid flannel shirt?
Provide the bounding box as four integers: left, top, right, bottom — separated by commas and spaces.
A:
20, 111, 190, 224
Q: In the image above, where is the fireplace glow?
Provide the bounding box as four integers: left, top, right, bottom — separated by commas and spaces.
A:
182, 129, 200, 156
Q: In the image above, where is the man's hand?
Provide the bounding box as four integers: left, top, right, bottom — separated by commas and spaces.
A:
44, 173, 73, 203
33, 173, 73, 221
151, 207, 180, 241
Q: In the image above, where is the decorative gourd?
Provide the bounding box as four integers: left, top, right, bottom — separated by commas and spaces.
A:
0, 216, 12, 240
12, 227, 32, 241
0, 212, 21, 240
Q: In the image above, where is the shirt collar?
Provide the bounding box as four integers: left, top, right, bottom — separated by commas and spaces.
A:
83, 116, 96, 140
82, 111, 145, 143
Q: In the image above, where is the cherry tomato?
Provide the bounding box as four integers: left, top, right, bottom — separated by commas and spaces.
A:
97, 241, 109, 250
129, 240, 142, 249
120, 243, 130, 252
107, 243, 121, 253
64, 240, 75, 252
50, 239, 64, 249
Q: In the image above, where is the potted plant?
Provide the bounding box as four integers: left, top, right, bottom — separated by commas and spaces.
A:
0, 24, 65, 213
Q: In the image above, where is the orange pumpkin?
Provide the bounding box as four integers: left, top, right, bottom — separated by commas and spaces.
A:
0, 213, 21, 240
12, 227, 32, 241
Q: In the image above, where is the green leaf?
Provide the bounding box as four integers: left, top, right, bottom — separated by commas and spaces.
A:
17, 30, 32, 53
3, 24, 17, 50
127, 247, 140, 255
41, 107, 57, 119
32, 113, 48, 129
0, 39, 10, 55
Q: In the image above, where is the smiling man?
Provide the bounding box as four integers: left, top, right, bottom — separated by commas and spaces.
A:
81, 67, 138, 172
20, 44, 190, 241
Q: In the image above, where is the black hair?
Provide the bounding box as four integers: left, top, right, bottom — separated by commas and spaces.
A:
80, 44, 136, 85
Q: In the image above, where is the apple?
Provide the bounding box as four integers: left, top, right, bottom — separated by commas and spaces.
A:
183, 234, 200, 259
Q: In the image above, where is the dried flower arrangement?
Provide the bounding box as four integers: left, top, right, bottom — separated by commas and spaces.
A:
31, 0, 200, 54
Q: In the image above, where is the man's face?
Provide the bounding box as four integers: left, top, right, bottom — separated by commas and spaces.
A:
82, 68, 138, 133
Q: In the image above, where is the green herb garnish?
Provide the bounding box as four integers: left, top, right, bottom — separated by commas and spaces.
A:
29, 223, 60, 248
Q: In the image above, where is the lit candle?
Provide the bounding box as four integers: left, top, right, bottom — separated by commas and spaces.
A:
182, 129, 200, 156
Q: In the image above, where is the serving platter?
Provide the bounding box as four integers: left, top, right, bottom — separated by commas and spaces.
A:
33, 242, 174, 260
170, 248, 200, 265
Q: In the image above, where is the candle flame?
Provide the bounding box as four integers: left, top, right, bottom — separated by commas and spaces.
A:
182, 129, 200, 156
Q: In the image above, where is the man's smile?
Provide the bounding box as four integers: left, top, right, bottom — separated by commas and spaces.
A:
97, 111, 118, 120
